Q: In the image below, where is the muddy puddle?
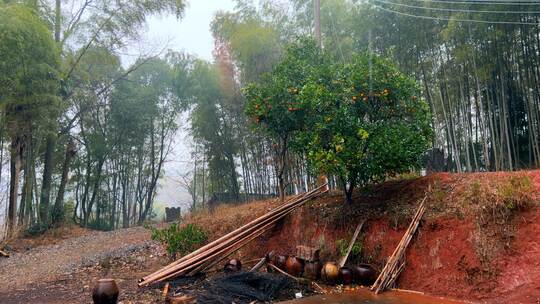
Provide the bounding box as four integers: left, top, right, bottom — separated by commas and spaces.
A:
279, 289, 468, 304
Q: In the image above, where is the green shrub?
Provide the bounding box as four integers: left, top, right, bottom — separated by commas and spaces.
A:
87, 219, 113, 231
336, 236, 363, 263
25, 222, 49, 237
150, 223, 208, 258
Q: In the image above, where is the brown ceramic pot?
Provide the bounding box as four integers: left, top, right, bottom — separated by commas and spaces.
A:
268, 254, 287, 272
339, 267, 353, 285
303, 260, 322, 280
320, 262, 339, 284
352, 264, 378, 286
92, 279, 119, 304
224, 258, 242, 272
285, 256, 304, 277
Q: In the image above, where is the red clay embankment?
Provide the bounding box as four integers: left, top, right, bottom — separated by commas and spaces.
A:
186, 171, 540, 303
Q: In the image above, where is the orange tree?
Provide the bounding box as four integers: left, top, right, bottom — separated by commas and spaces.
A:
244, 39, 331, 200
245, 38, 431, 203
299, 54, 432, 203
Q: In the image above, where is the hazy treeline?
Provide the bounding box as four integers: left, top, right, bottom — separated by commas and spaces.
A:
0, 0, 187, 236
1, 0, 539, 237
184, 0, 540, 211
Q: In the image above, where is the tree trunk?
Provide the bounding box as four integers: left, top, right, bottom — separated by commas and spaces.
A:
8, 139, 22, 237
39, 135, 55, 224
276, 137, 288, 202
53, 138, 76, 224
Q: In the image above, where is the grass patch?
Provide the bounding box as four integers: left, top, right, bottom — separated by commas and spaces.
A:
464, 174, 535, 269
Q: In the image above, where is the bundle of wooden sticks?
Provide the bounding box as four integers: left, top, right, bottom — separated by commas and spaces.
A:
139, 184, 328, 287
371, 193, 427, 294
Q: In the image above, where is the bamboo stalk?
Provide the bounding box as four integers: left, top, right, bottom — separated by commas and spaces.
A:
142, 194, 304, 284
267, 263, 304, 282
155, 191, 321, 281
140, 186, 327, 286
141, 188, 320, 282
372, 201, 424, 289
162, 283, 170, 300
375, 207, 422, 292
152, 210, 293, 283
249, 252, 271, 272
141, 192, 304, 282
162, 191, 322, 281
186, 221, 276, 276
371, 195, 427, 293
379, 206, 423, 292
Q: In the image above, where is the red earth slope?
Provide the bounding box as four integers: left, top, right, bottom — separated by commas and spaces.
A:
186, 170, 540, 303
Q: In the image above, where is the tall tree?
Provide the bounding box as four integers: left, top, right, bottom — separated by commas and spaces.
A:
0, 4, 60, 234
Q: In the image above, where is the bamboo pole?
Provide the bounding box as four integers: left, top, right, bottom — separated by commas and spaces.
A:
267, 263, 304, 282
141, 192, 305, 283
371, 195, 427, 293
376, 205, 424, 292
375, 205, 424, 293
186, 221, 277, 276
156, 202, 306, 283
140, 186, 327, 286
141, 192, 303, 282
338, 220, 365, 268
249, 252, 272, 272
141, 189, 319, 282
372, 201, 424, 289
155, 190, 321, 281
159, 190, 324, 282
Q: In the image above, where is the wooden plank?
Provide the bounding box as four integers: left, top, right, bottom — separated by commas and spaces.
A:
338, 220, 365, 268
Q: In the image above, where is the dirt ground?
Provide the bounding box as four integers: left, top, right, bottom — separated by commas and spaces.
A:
0, 226, 166, 303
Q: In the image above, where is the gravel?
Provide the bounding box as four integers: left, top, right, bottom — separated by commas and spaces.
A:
0, 226, 152, 292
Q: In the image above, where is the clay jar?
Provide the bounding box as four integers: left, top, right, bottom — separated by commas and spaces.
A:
339, 267, 353, 285
92, 279, 119, 304
320, 262, 339, 284
285, 256, 304, 277
352, 264, 378, 286
268, 254, 287, 272
224, 259, 242, 272
303, 260, 322, 280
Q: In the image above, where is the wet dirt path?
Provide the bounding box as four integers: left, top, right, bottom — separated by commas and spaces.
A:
279, 289, 470, 304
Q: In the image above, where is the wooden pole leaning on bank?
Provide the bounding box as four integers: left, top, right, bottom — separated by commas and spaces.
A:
371, 193, 428, 294
139, 184, 328, 287
338, 220, 365, 268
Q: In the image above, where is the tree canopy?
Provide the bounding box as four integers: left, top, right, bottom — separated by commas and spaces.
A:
246, 39, 432, 202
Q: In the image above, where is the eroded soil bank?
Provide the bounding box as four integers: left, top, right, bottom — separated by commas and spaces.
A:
186, 170, 540, 303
